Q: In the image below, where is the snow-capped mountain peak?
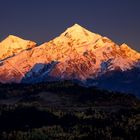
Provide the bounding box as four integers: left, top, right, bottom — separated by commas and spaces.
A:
0, 35, 36, 60
4, 35, 23, 41
56, 24, 102, 43
120, 43, 140, 61
1, 35, 35, 45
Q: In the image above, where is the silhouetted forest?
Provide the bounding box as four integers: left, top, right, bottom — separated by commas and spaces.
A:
0, 81, 139, 140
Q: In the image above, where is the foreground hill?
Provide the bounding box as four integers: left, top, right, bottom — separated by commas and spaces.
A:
0, 82, 139, 140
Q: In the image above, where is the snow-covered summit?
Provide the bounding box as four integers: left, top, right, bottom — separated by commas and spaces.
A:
60, 23, 101, 42
0, 35, 36, 60
120, 43, 140, 61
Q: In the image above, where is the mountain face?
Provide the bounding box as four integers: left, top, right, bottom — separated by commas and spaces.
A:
0, 24, 140, 96
0, 35, 36, 61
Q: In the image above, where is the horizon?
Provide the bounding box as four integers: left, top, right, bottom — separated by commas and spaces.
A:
0, 0, 140, 51
1, 23, 140, 53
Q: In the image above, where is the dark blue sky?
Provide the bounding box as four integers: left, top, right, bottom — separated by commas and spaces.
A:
0, 0, 140, 51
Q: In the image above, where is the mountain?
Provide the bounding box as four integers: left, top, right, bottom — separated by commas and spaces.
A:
120, 43, 140, 61
0, 35, 36, 61
0, 24, 140, 96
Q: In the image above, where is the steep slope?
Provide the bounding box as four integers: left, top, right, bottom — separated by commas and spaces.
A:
0, 24, 139, 86
0, 35, 36, 60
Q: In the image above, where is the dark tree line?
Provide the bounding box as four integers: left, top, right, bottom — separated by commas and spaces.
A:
0, 81, 139, 140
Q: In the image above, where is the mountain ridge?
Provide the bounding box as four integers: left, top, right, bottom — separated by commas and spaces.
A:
0, 24, 140, 96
